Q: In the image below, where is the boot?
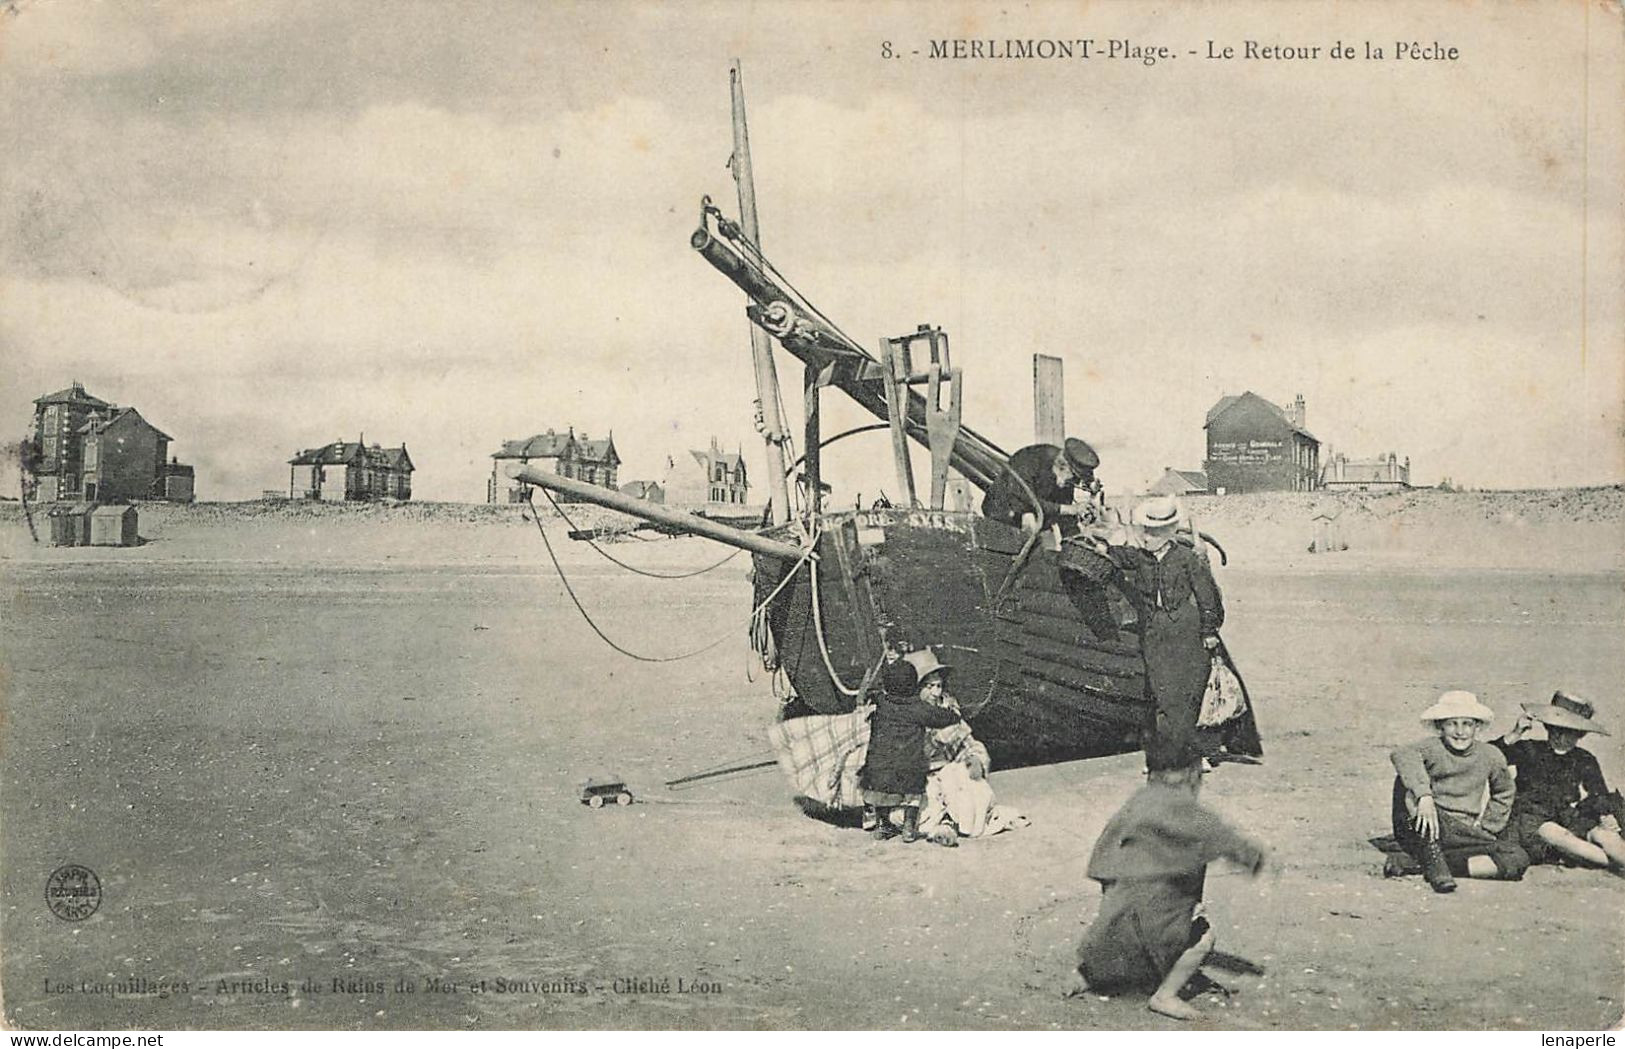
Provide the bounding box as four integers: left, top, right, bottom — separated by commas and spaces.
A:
1383, 853, 1421, 878
871, 807, 899, 841
1421, 841, 1456, 893
900, 806, 921, 843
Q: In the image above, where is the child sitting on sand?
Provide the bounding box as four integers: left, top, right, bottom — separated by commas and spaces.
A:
1068, 736, 1267, 1021
1388, 690, 1528, 892
1493, 691, 1625, 873
860, 655, 960, 843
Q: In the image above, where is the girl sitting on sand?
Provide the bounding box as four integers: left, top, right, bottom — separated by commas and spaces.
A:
1388, 690, 1528, 893
1493, 691, 1625, 873
1068, 735, 1267, 1021
860, 655, 960, 843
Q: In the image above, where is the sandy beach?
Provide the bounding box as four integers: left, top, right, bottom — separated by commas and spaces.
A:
2, 492, 1622, 1030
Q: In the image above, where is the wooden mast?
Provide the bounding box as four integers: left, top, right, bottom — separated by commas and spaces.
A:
730, 61, 793, 524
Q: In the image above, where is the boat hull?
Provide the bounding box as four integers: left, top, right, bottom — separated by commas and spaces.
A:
755, 508, 1149, 768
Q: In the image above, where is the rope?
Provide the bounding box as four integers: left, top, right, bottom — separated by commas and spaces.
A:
808, 551, 866, 697
525, 494, 815, 663
530, 488, 743, 579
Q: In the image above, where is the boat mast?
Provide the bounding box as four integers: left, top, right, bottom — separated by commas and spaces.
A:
729, 61, 794, 524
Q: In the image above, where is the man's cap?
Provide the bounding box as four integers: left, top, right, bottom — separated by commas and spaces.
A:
1063, 438, 1100, 474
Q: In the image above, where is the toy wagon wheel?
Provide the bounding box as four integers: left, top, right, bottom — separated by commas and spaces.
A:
588, 794, 605, 809
615, 792, 633, 807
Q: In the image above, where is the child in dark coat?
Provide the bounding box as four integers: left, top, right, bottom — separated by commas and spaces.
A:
861, 655, 960, 843
1494, 691, 1625, 872
1068, 736, 1267, 1020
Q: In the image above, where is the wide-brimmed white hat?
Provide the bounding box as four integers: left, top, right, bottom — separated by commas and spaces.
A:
1419, 690, 1495, 727
903, 647, 952, 683
1131, 495, 1181, 530
1522, 691, 1609, 736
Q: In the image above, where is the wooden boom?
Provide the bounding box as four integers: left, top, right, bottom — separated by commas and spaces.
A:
505, 463, 808, 562
692, 210, 1010, 495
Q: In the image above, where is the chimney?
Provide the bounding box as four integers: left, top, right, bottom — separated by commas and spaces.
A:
1292, 394, 1306, 429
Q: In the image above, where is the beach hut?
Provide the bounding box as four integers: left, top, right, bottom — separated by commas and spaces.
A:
47, 502, 95, 547
88, 504, 139, 547
1310, 509, 1346, 553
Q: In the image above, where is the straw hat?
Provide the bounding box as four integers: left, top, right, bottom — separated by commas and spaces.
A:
1418, 690, 1495, 727
1131, 495, 1181, 531
1521, 691, 1609, 736
902, 647, 952, 684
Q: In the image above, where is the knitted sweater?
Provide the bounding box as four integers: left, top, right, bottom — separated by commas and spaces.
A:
1390, 737, 1514, 834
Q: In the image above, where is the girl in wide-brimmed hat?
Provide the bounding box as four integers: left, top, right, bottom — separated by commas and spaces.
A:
1493, 691, 1625, 872
1387, 691, 1530, 892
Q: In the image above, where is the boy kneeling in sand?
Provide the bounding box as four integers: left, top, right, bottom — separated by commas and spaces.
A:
1068, 737, 1267, 1021
1388, 691, 1529, 892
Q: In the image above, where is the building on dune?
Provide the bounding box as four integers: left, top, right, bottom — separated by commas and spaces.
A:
1321, 451, 1413, 492
288, 440, 414, 501
663, 437, 751, 507
487, 428, 622, 504
1202, 391, 1320, 494
1147, 468, 1210, 497
620, 480, 665, 504
29, 382, 194, 502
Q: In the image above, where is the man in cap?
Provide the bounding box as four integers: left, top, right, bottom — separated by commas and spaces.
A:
980, 437, 1102, 534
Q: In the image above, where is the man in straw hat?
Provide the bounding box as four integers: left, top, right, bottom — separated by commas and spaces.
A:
1388, 691, 1528, 892
980, 437, 1102, 533
1068, 735, 1267, 1021
1113, 495, 1261, 763
1493, 691, 1625, 872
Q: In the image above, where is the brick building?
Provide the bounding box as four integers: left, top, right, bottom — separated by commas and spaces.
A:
30, 382, 190, 502
487, 428, 620, 504
1203, 392, 1320, 493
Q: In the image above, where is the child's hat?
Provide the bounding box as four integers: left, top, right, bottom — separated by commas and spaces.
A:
1521, 691, 1609, 736
1131, 496, 1181, 531
902, 647, 952, 683
1418, 690, 1495, 727
881, 660, 921, 698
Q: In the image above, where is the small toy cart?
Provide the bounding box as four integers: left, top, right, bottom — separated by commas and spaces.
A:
580, 776, 634, 808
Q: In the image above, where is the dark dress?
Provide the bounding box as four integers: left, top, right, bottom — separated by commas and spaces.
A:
1075, 782, 1263, 992
980, 444, 1075, 530
1113, 541, 1225, 757
860, 693, 960, 798
1493, 738, 1623, 863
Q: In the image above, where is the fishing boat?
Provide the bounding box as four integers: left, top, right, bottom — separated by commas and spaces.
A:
512, 64, 1249, 769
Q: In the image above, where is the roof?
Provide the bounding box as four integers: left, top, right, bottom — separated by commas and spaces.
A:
290, 442, 361, 466
34, 382, 111, 409
575, 436, 619, 465
1148, 468, 1209, 496
492, 432, 575, 459
78, 407, 173, 441
1204, 391, 1317, 442
91, 504, 137, 517
691, 448, 745, 473
290, 442, 413, 469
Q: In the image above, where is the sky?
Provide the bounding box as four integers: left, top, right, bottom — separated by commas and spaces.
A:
2, 0, 1621, 502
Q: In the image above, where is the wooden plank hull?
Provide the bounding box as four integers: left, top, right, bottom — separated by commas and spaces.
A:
756, 507, 1149, 768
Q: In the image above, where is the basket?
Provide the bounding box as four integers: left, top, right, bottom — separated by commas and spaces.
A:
1058, 539, 1116, 583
